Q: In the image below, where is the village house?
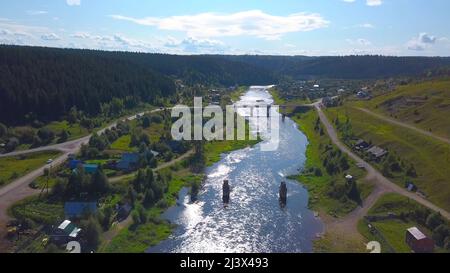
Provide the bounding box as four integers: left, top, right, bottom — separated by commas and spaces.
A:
367, 146, 388, 161
68, 159, 83, 170
51, 220, 82, 245
405, 227, 434, 253
116, 152, 140, 172
64, 202, 98, 219
356, 89, 371, 100
71, 163, 99, 174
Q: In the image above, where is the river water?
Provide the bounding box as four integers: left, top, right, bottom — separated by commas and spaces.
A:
147, 86, 323, 253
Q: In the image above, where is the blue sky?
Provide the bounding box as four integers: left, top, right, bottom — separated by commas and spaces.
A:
0, 0, 449, 56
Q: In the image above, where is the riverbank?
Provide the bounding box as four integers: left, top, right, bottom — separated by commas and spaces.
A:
146, 86, 322, 253
101, 139, 261, 252
288, 108, 373, 252
102, 104, 261, 252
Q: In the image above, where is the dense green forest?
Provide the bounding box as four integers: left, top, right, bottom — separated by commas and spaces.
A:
1, 45, 450, 126
110, 53, 277, 86
222, 55, 450, 79
0, 46, 176, 125
0, 46, 277, 125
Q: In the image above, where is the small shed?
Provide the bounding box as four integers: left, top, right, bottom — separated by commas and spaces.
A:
117, 203, 132, 221
354, 139, 370, 150
406, 182, 417, 192
367, 146, 388, 160
405, 227, 434, 253
150, 150, 160, 157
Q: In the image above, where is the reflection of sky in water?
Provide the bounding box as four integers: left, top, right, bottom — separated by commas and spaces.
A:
148, 86, 323, 253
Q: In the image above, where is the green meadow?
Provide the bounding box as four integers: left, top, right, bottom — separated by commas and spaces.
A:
0, 151, 61, 187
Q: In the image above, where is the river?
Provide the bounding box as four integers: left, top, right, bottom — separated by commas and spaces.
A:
147, 86, 323, 253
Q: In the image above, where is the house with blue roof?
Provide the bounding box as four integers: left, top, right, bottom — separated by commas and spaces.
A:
116, 152, 140, 172
68, 159, 83, 170
83, 164, 99, 174
64, 202, 98, 219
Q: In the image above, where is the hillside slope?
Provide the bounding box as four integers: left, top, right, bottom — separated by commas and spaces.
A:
365, 79, 450, 139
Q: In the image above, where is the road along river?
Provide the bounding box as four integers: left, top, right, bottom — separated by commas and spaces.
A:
148, 86, 323, 253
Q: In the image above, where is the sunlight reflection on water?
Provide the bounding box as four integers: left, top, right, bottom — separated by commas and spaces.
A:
147, 86, 323, 253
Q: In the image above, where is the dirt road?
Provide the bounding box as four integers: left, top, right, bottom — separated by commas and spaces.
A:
109, 149, 195, 183
315, 103, 450, 220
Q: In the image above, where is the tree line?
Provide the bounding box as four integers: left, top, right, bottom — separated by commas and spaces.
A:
0, 46, 176, 125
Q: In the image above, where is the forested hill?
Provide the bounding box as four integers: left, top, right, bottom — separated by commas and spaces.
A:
0, 46, 176, 124
1, 45, 450, 125
221, 55, 450, 79
0, 45, 276, 125
112, 53, 278, 86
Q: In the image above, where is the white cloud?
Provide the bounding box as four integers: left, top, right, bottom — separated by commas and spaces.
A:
284, 43, 296, 48
110, 10, 329, 40
346, 38, 372, 46
357, 38, 372, 46
41, 33, 61, 41
359, 23, 375, 28
71, 32, 92, 39
342, 0, 382, 6
366, 0, 383, 6
0, 21, 49, 37
26, 10, 48, 16
407, 33, 437, 51
66, 0, 81, 6
0, 29, 12, 35
164, 37, 226, 53
419, 33, 436, 44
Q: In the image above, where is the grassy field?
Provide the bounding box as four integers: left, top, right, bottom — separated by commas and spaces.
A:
144, 123, 165, 143
204, 137, 260, 167
359, 78, 450, 139
110, 135, 135, 152
102, 221, 173, 253
369, 192, 419, 215
203, 114, 261, 166
357, 193, 446, 253
33, 175, 58, 189
269, 87, 311, 106
45, 120, 90, 141
11, 122, 89, 151
229, 86, 248, 102
290, 109, 372, 218
325, 106, 450, 211
0, 151, 61, 187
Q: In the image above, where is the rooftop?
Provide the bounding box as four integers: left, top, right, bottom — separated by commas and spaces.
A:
367, 146, 387, 158
58, 220, 72, 230
407, 227, 427, 240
